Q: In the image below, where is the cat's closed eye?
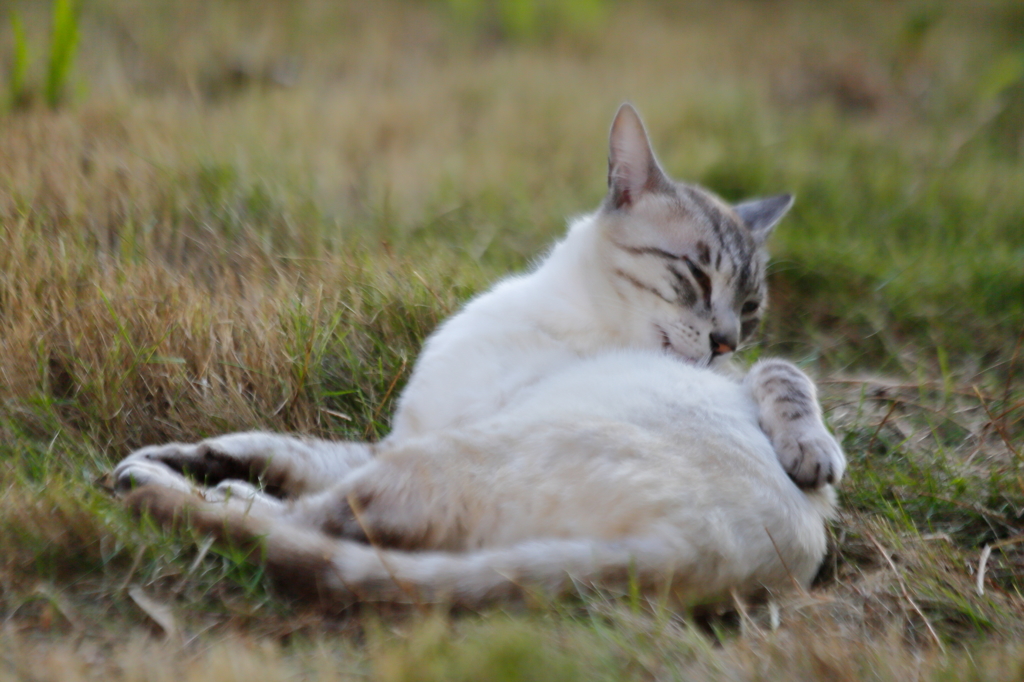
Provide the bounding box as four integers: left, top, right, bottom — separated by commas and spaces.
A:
682, 257, 711, 299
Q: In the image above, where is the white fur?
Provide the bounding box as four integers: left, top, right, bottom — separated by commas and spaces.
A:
390, 214, 623, 440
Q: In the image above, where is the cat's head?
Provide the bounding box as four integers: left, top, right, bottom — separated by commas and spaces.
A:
596, 103, 792, 367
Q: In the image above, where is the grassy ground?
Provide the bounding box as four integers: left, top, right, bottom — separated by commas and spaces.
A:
1, 0, 1023, 678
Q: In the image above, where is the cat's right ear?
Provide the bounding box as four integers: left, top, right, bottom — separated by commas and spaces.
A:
607, 103, 668, 210
733, 194, 794, 245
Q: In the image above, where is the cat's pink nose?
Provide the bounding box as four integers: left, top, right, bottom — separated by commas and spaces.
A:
709, 332, 735, 356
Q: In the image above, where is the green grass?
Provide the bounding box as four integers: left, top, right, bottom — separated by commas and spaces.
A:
44, 0, 79, 109
0, 0, 1023, 678
4, 0, 81, 110
6, 9, 29, 108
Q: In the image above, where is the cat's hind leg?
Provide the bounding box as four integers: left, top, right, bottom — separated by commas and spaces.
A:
124, 484, 345, 604
269, 456, 457, 551
114, 432, 374, 498
204, 479, 288, 515
123, 483, 674, 606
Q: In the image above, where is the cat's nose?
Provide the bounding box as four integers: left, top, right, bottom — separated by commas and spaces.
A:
709, 332, 736, 356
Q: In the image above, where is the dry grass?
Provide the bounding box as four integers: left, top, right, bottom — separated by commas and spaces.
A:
1, 0, 1023, 678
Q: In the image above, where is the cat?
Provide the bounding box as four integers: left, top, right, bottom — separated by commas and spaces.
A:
114, 104, 845, 608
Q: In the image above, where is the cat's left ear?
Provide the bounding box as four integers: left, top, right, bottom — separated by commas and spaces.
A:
607, 103, 670, 210
733, 194, 794, 245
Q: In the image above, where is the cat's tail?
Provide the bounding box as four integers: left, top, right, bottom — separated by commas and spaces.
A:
125, 485, 711, 607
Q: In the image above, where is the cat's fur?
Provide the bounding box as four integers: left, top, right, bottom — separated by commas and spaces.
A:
115, 104, 845, 608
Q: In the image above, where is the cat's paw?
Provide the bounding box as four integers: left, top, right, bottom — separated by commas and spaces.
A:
204, 479, 287, 512
115, 441, 252, 486
772, 423, 846, 490
113, 457, 198, 497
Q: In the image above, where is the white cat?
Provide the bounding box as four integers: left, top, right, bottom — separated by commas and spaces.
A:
115, 104, 845, 608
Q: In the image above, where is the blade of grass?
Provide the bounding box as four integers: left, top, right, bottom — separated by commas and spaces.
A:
8, 9, 29, 109
45, 0, 80, 109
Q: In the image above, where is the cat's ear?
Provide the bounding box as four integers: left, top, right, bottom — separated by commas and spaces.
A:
607, 103, 669, 210
733, 194, 794, 245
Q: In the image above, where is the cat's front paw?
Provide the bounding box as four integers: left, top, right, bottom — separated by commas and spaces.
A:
772, 424, 846, 490
114, 443, 200, 487
113, 457, 198, 496
115, 441, 250, 486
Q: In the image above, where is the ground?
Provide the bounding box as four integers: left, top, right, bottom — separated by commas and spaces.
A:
1, 0, 1023, 679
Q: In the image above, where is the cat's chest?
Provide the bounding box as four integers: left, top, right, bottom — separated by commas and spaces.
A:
388, 327, 582, 439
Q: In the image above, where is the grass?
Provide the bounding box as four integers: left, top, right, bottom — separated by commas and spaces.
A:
44, 0, 80, 109
5, 0, 81, 110
6, 8, 28, 108
0, 0, 1023, 678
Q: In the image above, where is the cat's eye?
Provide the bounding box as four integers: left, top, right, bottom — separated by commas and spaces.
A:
741, 300, 760, 315
682, 257, 712, 301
